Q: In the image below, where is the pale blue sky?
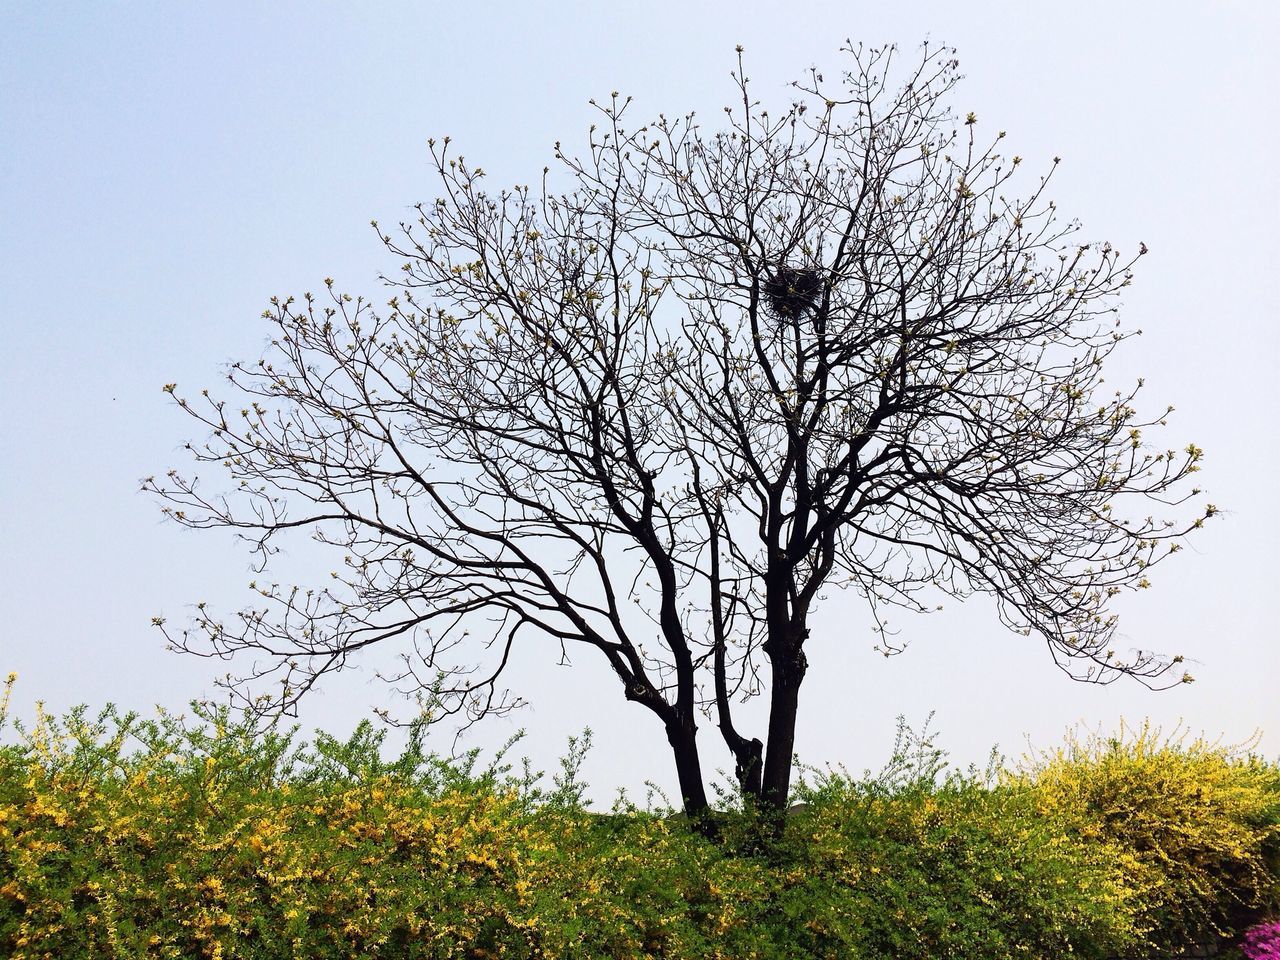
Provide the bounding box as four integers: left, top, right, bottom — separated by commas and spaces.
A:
2, 2, 1277, 796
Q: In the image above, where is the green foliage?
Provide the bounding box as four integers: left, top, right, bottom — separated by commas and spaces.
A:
1010, 720, 1280, 956
767, 716, 1140, 960
1, 683, 1276, 959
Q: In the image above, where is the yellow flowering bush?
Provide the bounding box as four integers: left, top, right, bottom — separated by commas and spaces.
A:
1011, 721, 1280, 956
0, 683, 547, 958
772, 768, 1142, 958
1, 679, 1277, 960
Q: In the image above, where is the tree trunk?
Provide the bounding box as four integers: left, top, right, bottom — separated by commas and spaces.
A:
666, 718, 711, 821
760, 645, 808, 812
734, 737, 764, 800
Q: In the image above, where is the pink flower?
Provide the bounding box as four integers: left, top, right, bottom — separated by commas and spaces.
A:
1241, 921, 1280, 960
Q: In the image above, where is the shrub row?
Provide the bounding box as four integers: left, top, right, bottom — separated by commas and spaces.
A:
1, 680, 1276, 959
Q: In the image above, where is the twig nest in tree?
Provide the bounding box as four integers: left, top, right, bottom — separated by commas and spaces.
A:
764, 265, 823, 320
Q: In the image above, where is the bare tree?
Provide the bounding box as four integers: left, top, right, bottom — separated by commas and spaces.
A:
149, 42, 1214, 819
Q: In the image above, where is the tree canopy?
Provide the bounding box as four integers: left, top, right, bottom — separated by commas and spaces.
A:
150, 42, 1213, 817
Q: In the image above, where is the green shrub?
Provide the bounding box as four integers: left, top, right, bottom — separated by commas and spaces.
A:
1010, 720, 1280, 957
1, 681, 1276, 959
768, 769, 1141, 958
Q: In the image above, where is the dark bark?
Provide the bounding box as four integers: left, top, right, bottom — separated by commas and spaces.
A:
760, 632, 809, 812
665, 716, 711, 818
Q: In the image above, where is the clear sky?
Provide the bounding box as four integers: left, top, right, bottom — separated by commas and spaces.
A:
2, 1, 1277, 799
